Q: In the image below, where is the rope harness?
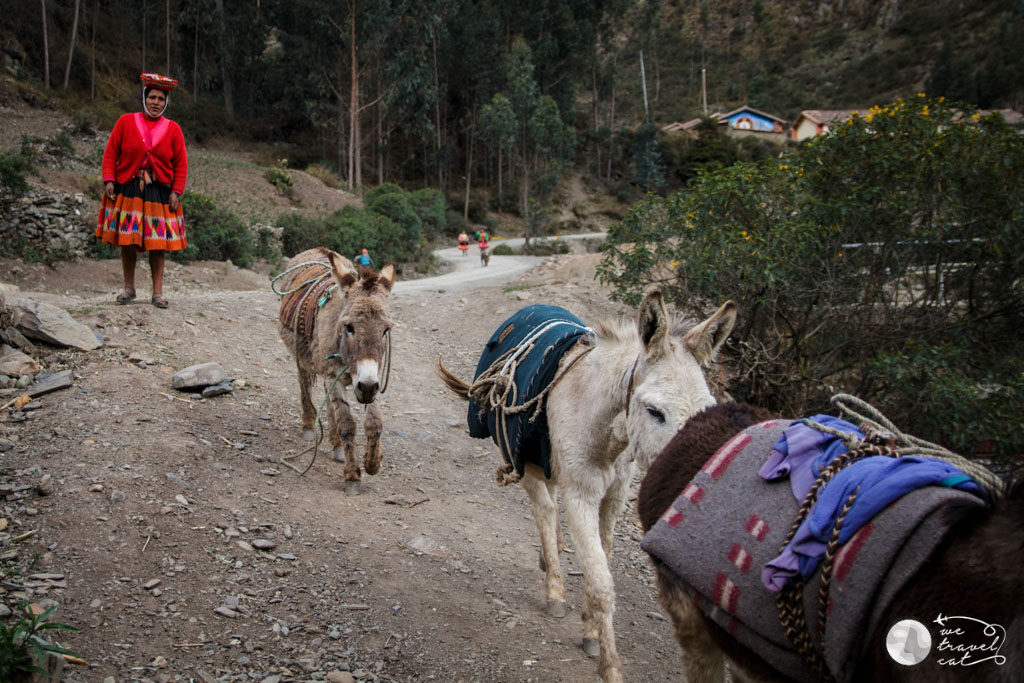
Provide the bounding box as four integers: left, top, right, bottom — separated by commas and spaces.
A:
467, 318, 594, 485
775, 393, 1004, 681
272, 259, 339, 338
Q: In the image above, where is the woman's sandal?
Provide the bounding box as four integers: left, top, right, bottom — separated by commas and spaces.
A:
116, 290, 136, 305
151, 295, 169, 309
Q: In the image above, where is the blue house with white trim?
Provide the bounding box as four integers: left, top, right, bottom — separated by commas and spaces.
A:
714, 105, 787, 133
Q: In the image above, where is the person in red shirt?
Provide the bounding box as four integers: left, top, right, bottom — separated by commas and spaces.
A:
96, 72, 188, 308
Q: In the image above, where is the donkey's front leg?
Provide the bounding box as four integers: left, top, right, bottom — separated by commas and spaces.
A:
521, 466, 567, 618
599, 458, 635, 558
327, 390, 360, 491
564, 484, 623, 683
362, 400, 383, 475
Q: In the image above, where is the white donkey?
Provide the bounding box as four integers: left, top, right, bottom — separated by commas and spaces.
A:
439, 290, 737, 682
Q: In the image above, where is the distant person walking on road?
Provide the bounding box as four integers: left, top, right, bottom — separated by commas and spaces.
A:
458, 231, 470, 256
354, 248, 373, 268
477, 230, 490, 267
96, 72, 188, 309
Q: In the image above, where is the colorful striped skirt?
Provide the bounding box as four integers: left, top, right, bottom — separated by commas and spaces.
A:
95, 172, 186, 251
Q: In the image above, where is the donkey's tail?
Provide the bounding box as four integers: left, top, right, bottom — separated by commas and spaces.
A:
437, 358, 471, 400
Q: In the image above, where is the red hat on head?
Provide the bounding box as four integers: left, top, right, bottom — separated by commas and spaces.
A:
140, 72, 178, 92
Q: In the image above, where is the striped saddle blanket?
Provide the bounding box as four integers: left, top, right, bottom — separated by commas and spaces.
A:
467, 305, 593, 480
640, 420, 985, 683
278, 260, 337, 338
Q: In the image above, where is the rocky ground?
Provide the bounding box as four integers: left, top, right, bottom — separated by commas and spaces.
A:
0, 249, 690, 683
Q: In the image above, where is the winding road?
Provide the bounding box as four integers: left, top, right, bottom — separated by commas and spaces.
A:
395, 232, 606, 293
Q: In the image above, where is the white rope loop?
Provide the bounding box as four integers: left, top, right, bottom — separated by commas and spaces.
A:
802, 393, 1004, 497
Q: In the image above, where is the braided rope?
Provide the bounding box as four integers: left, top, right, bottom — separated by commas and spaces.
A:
271, 260, 335, 296
823, 394, 1004, 497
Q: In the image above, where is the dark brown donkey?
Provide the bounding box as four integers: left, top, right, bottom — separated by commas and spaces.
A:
276, 247, 395, 492
638, 402, 1023, 683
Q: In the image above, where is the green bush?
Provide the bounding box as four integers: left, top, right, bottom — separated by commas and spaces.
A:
600, 96, 1024, 466
870, 342, 1024, 465
362, 183, 404, 205
0, 152, 34, 197
492, 243, 514, 255
264, 159, 294, 195
175, 193, 253, 268
365, 190, 422, 249
409, 188, 447, 241
278, 205, 417, 265
279, 214, 330, 256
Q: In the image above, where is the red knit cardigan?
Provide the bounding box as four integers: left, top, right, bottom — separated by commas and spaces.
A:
101, 113, 188, 195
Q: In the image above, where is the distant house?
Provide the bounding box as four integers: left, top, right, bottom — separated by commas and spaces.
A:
716, 105, 788, 134
662, 106, 788, 141
790, 109, 870, 141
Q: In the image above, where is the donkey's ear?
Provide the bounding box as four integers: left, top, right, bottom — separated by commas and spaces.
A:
377, 263, 396, 292
637, 289, 669, 356
683, 300, 737, 365
328, 252, 357, 289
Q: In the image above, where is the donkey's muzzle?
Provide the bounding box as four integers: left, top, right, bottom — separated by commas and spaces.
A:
355, 378, 379, 404
354, 359, 380, 404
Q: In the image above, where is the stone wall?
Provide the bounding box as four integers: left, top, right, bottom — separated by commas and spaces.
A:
0, 188, 94, 258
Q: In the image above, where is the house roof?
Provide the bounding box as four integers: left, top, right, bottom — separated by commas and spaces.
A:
717, 105, 787, 124
796, 109, 870, 125
662, 118, 703, 133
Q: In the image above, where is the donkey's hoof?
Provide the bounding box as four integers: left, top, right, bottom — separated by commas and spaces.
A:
547, 600, 567, 618
332, 447, 345, 462
302, 429, 316, 442
582, 637, 600, 658
343, 480, 361, 494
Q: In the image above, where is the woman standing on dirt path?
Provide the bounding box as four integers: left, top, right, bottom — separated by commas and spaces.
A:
96, 72, 188, 309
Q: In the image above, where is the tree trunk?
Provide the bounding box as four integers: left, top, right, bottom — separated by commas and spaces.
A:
432, 32, 442, 188
90, 0, 99, 99
496, 146, 502, 212
40, 0, 50, 89
214, 0, 234, 117
347, 1, 358, 188
592, 64, 601, 177
63, 0, 81, 90
165, 0, 170, 74
336, 85, 346, 183
463, 123, 474, 220
192, 7, 198, 99
607, 63, 616, 182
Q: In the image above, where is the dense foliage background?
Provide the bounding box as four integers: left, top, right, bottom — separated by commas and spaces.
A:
2, 0, 1022, 202
599, 96, 1024, 466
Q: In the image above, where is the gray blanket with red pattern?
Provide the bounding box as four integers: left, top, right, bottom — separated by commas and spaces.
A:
640, 420, 985, 683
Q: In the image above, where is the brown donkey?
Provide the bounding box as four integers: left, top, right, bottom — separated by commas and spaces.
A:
277, 247, 395, 492
638, 402, 1022, 683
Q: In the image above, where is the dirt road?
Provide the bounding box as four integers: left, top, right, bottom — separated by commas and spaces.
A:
0, 249, 685, 682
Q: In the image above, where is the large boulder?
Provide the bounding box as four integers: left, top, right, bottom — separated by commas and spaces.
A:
15, 300, 103, 351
